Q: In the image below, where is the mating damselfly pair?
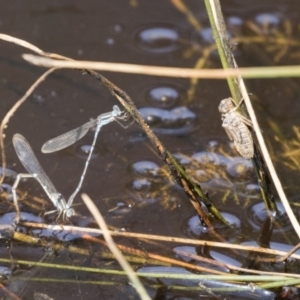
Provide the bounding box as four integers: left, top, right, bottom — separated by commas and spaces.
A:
12, 105, 131, 222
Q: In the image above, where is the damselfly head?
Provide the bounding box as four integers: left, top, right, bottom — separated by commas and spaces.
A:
65, 207, 75, 218
218, 98, 234, 114
112, 105, 122, 117
52, 192, 65, 204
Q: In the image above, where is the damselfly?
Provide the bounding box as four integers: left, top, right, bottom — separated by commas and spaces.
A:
12, 134, 75, 222
41, 105, 131, 205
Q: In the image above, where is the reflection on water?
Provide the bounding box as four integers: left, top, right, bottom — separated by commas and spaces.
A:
144, 83, 184, 107
139, 106, 197, 134
133, 23, 182, 54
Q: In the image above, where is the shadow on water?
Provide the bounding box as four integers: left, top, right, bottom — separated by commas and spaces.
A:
1, 0, 300, 299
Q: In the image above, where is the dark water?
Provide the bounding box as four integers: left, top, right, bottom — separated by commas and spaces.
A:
1, 1, 300, 299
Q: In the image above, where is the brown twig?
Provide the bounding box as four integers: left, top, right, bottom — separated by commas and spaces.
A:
276, 242, 300, 263
21, 221, 300, 261
0, 68, 57, 185
82, 232, 226, 275
0, 282, 21, 300
12, 223, 300, 279
81, 193, 151, 300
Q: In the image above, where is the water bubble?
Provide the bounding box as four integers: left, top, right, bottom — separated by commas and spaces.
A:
185, 215, 210, 238
203, 137, 244, 158
269, 242, 300, 256
226, 158, 254, 182
187, 138, 257, 194
132, 178, 152, 192
247, 201, 292, 232
192, 27, 233, 46
40, 226, 85, 241
236, 183, 261, 198
139, 106, 197, 134
193, 27, 215, 45
133, 24, 181, 54
191, 27, 233, 56
32, 93, 46, 104
0, 212, 42, 224
109, 23, 125, 35
106, 37, 115, 45
194, 170, 212, 182
224, 16, 244, 54
206, 140, 220, 151
0, 167, 17, 180
211, 211, 241, 240
0, 183, 13, 202
140, 108, 164, 124
128, 132, 147, 143
227, 16, 243, 28
128, 178, 158, 203
209, 250, 242, 268
207, 178, 233, 191
130, 160, 160, 177
170, 107, 196, 121
173, 246, 197, 262
254, 13, 282, 27
191, 151, 228, 166
0, 183, 12, 194
219, 211, 241, 228
0, 167, 18, 180
174, 246, 233, 275
75, 144, 99, 160
226, 16, 244, 38
31, 89, 59, 105
173, 153, 191, 166
242, 241, 300, 260
50, 90, 57, 97
144, 84, 184, 107
108, 201, 133, 215
0, 267, 11, 280
249, 12, 288, 43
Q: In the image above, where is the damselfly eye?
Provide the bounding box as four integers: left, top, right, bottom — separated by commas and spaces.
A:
66, 208, 75, 218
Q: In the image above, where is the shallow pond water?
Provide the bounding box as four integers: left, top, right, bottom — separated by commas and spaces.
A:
1, 0, 300, 299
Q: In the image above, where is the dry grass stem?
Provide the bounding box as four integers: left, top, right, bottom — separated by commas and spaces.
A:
22, 54, 300, 79
22, 221, 300, 261
0, 68, 57, 184
208, 0, 300, 239
81, 232, 227, 275
14, 224, 300, 278
0, 34, 44, 54
81, 193, 151, 300
238, 72, 300, 239
171, 0, 202, 31
175, 249, 300, 277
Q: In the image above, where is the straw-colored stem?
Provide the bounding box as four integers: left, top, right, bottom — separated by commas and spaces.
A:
22, 54, 300, 79
81, 194, 151, 300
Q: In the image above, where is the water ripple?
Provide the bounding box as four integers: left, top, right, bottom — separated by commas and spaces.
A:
133, 23, 181, 54
139, 106, 197, 134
